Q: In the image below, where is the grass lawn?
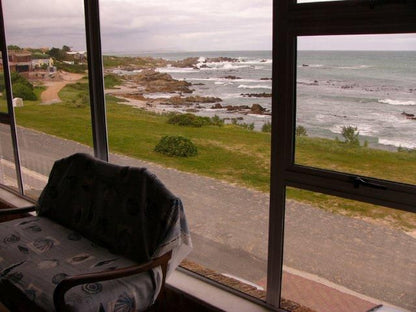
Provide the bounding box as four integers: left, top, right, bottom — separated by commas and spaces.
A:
13, 81, 416, 231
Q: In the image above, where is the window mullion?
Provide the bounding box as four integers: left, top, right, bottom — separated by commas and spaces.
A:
84, 0, 108, 161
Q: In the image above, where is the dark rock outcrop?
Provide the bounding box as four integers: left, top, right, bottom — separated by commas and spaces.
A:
222, 75, 241, 80
241, 92, 272, 98
250, 104, 266, 114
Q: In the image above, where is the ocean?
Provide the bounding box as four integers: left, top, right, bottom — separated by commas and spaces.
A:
115, 50, 416, 150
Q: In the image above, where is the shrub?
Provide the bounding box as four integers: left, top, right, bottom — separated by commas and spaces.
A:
262, 121, 272, 132
211, 115, 224, 127
341, 125, 360, 146
56, 62, 87, 73
12, 82, 36, 100
167, 113, 211, 127
296, 125, 308, 136
0, 72, 37, 101
154, 136, 198, 157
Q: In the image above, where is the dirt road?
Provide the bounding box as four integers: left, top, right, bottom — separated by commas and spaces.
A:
40, 72, 84, 104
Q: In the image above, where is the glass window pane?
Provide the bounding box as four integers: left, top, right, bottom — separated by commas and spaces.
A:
2, 0, 94, 199
295, 34, 416, 185
100, 0, 272, 299
282, 187, 416, 311
0, 54, 18, 191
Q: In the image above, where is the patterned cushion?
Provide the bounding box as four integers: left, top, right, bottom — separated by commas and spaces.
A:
0, 216, 159, 312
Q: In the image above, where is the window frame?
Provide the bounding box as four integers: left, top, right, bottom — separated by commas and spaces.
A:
268, 0, 416, 308
0, 0, 415, 310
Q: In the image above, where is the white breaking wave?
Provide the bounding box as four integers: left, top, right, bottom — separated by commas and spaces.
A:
157, 67, 196, 73
238, 84, 272, 90
338, 65, 371, 70
378, 99, 416, 106
379, 138, 416, 149
298, 64, 324, 68
197, 62, 251, 70
214, 81, 234, 85
238, 58, 272, 64
186, 77, 265, 83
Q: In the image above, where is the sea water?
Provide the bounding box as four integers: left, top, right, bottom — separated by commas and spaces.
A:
117, 50, 416, 150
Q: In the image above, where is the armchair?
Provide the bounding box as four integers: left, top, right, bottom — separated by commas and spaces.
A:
0, 153, 192, 311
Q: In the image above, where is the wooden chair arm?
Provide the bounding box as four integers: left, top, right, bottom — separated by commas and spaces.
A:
0, 206, 36, 216
53, 250, 172, 311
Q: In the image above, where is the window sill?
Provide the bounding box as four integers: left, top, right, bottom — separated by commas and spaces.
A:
166, 269, 277, 312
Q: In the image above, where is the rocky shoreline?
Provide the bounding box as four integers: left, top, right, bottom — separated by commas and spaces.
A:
105, 54, 272, 118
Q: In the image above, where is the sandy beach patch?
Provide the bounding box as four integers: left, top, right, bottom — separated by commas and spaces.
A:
40, 72, 84, 104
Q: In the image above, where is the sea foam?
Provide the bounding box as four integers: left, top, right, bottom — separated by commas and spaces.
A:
238, 84, 272, 90
378, 99, 416, 106
157, 67, 196, 73
379, 138, 416, 149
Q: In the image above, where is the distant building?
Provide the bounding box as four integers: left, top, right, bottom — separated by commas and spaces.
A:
66, 51, 87, 63
9, 51, 32, 73
32, 58, 49, 69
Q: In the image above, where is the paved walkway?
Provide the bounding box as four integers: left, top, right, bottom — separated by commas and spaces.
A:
0, 126, 414, 311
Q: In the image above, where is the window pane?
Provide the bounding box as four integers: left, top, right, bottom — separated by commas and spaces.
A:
295, 34, 416, 185
2, 0, 94, 199
282, 187, 416, 311
0, 54, 18, 191
100, 0, 272, 299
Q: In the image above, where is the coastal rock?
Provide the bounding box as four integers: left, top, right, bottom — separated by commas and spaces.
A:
211, 103, 223, 109
123, 93, 146, 101
158, 95, 222, 106
206, 57, 238, 63
169, 57, 199, 69
250, 104, 266, 114
226, 105, 250, 112
241, 92, 272, 98
401, 111, 416, 120
222, 75, 241, 80
129, 69, 192, 93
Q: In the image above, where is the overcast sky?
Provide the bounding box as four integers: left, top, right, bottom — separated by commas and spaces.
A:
2, 0, 415, 53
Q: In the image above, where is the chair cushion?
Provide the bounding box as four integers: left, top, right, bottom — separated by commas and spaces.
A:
0, 216, 160, 312
36, 153, 180, 264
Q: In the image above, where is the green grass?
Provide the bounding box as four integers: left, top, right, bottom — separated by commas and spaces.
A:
13, 81, 416, 231
104, 74, 124, 89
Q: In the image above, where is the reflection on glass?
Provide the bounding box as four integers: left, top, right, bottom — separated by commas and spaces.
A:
282, 187, 416, 311
2, 0, 93, 199
100, 0, 271, 298
295, 35, 416, 185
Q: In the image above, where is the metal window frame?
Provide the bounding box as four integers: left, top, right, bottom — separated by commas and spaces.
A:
84, 0, 109, 161
268, 0, 416, 309
0, 0, 415, 310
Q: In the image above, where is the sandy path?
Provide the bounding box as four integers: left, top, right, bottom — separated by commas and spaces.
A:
40, 72, 84, 104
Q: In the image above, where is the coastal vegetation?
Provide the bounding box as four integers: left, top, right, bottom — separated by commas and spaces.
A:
167, 113, 223, 127
14, 79, 416, 232
0, 72, 37, 100
154, 136, 198, 157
